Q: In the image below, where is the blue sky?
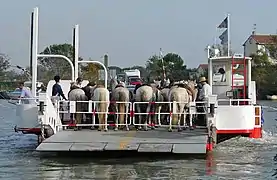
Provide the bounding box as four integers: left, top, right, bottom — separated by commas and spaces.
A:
0, 0, 276, 68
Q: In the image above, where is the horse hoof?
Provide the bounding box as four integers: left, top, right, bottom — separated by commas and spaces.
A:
178, 128, 183, 132
114, 128, 118, 131
189, 127, 194, 130
98, 129, 101, 131
168, 129, 172, 132
74, 127, 78, 131
151, 127, 155, 130
104, 129, 108, 132
90, 127, 95, 130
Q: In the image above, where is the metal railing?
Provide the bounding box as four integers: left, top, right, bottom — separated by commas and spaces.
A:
57, 100, 210, 131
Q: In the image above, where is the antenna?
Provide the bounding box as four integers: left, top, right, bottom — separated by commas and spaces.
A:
252, 24, 256, 35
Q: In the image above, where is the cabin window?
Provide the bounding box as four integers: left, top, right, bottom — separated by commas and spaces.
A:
212, 64, 228, 85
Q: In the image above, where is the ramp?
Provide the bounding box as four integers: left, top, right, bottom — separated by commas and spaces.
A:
36, 128, 208, 154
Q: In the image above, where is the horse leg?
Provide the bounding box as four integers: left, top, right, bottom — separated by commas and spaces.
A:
181, 109, 187, 132
156, 104, 162, 127
188, 106, 194, 130
189, 111, 194, 130
150, 103, 156, 130
144, 104, 151, 131
74, 103, 82, 131
125, 103, 130, 131
177, 104, 185, 132
114, 104, 119, 131
97, 103, 102, 131
136, 104, 142, 130
118, 103, 125, 130
169, 101, 177, 132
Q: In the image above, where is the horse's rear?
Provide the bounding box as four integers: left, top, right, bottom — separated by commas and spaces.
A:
135, 85, 154, 130
68, 88, 88, 130
168, 87, 189, 131
112, 87, 130, 130
92, 86, 110, 131
160, 88, 170, 124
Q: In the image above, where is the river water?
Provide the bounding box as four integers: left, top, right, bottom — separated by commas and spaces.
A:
0, 100, 277, 179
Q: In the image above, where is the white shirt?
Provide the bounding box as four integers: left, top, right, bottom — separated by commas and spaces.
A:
20, 87, 33, 98
199, 83, 212, 101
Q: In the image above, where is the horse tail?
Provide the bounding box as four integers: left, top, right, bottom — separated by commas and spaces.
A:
98, 90, 109, 128
185, 84, 195, 102
118, 91, 127, 125
170, 90, 180, 125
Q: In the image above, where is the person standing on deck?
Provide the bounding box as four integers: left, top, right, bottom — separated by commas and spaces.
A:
52, 75, 67, 100
196, 77, 212, 126
18, 82, 35, 104
198, 77, 212, 102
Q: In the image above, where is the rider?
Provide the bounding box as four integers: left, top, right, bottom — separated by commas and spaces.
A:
70, 77, 83, 90
52, 75, 67, 100
119, 80, 126, 87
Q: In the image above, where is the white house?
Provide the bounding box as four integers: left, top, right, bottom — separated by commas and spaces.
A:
243, 33, 277, 63
196, 64, 208, 78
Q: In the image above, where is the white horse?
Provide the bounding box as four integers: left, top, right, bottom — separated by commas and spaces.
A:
167, 80, 197, 132
110, 78, 130, 131
68, 88, 88, 131
135, 84, 163, 131
91, 85, 110, 131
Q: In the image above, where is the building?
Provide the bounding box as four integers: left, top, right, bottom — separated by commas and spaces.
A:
196, 64, 208, 78
243, 33, 277, 63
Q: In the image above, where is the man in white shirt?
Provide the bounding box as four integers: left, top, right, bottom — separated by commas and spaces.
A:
196, 77, 212, 126
18, 82, 35, 104
198, 77, 212, 101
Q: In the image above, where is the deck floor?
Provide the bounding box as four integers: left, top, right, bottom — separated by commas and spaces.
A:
36, 128, 208, 154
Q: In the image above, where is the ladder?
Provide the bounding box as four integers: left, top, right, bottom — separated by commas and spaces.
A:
231, 56, 247, 100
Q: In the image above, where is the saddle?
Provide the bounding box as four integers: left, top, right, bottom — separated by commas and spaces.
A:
115, 84, 124, 89
133, 83, 149, 94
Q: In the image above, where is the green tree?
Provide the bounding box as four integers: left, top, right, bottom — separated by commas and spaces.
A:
251, 50, 277, 99
146, 53, 186, 80
0, 53, 10, 79
39, 43, 75, 79
81, 59, 101, 82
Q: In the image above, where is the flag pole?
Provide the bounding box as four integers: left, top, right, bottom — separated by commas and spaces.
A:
227, 13, 230, 56
159, 48, 166, 80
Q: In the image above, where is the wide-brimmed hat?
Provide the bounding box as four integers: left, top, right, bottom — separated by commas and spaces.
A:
199, 77, 207, 82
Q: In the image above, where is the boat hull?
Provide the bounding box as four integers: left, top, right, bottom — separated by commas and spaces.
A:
16, 103, 39, 128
